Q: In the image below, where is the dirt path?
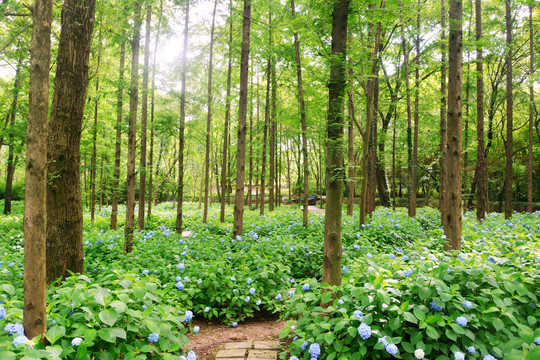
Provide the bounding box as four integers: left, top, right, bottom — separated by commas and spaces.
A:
186, 315, 286, 360
306, 205, 325, 214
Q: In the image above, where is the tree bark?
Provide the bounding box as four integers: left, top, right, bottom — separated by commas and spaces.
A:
440, 0, 448, 227
346, 67, 355, 217
268, 2, 276, 213
504, 0, 513, 219
475, 0, 487, 221
47, 0, 96, 281
138, 5, 152, 230
111, 39, 126, 230
412, 0, 420, 216
124, 2, 141, 253
232, 0, 252, 237
203, 0, 218, 224
90, 28, 102, 223
323, 0, 349, 288
24, 0, 52, 339
292, 0, 309, 225
443, 0, 463, 251
221, 0, 233, 222
527, 3, 534, 213
260, 57, 270, 216
176, 1, 189, 233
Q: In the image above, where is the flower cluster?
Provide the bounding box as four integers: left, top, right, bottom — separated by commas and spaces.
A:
148, 333, 159, 343
309, 343, 321, 359
357, 323, 371, 340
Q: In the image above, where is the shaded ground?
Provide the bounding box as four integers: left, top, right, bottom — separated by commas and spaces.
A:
186, 314, 286, 360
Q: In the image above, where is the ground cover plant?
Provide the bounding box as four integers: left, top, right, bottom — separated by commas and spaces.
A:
0, 201, 538, 360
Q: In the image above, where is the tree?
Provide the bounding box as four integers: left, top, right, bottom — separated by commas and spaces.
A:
527, 3, 534, 213
46, 0, 96, 281
124, 2, 141, 253
232, 0, 252, 237
475, 0, 487, 221
440, 0, 448, 228
322, 0, 349, 287
504, 0, 513, 219
24, 0, 52, 339
443, 0, 463, 251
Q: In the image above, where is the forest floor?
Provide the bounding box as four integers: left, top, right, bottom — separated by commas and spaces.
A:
186, 314, 285, 360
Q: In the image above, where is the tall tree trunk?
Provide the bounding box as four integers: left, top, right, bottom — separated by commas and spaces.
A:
527, 3, 534, 213
392, 109, 397, 210
248, 67, 254, 208
412, 0, 420, 216
260, 56, 271, 216
346, 68, 355, 217
221, 0, 233, 222
24, 0, 52, 339
138, 5, 152, 230
47, 0, 96, 280
366, 79, 377, 215
440, 0, 448, 227
203, 0, 218, 224
292, 0, 309, 225
148, 0, 163, 219
176, 1, 189, 233
124, 2, 141, 253
504, 0, 513, 219
90, 27, 102, 223
111, 39, 126, 230
3, 58, 22, 215
232, 0, 252, 237
443, 0, 463, 251
475, 0, 487, 221
99, 154, 104, 211
268, 3, 276, 213
323, 0, 349, 289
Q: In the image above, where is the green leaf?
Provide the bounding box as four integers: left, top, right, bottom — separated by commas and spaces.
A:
0, 352, 16, 360
419, 286, 431, 300
84, 329, 97, 343
97, 328, 117, 343
139, 345, 154, 353
133, 286, 147, 300
99, 308, 118, 326
110, 327, 127, 339
279, 328, 291, 339
110, 300, 127, 314
526, 346, 540, 360
1, 284, 15, 296
45, 325, 66, 345
321, 291, 333, 304
493, 318, 505, 331
76, 342, 88, 359
347, 326, 357, 338
95, 287, 110, 306
413, 307, 426, 321
403, 312, 418, 324
324, 331, 335, 345
426, 326, 440, 340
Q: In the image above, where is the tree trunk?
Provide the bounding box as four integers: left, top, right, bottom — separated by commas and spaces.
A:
221, 0, 233, 222
443, 0, 463, 251
412, 0, 420, 216
366, 80, 377, 215
323, 0, 349, 289
203, 0, 218, 224
3, 58, 22, 215
440, 0, 448, 227
268, 3, 276, 213
292, 0, 309, 225
392, 110, 397, 210
47, 0, 96, 280
527, 4, 534, 213
475, 0, 487, 221
124, 2, 141, 253
248, 68, 254, 208
90, 28, 102, 223
111, 39, 126, 230
232, 0, 252, 237
24, 0, 52, 339
176, 1, 189, 233
504, 0, 513, 219
99, 154, 104, 211
346, 70, 356, 217
138, 5, 152, 230
260, 57, 270, 216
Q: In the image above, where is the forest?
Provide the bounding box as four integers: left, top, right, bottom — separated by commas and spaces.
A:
0, 0, 539, 359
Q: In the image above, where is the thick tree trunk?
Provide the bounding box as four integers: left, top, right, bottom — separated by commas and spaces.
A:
221, 0, 233, 222
443, 0, 463, 251
24, 0, 52, 339
176, 2, 189, 233
111, 39, 126, 230
124, 2, 141, 253
138, 5, 152, 230
323, 0, 349, 289
475, 0, 487, 221
47, 0, 96, 280
233, 0, 252, 237
203, 0, 218, 224
292, 0, 309, 225
440, 0, 448, 227
527, 4, 534, 213
504, 0, 513, 219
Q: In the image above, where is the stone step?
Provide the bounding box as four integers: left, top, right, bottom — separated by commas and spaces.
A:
217, 341, 279, 360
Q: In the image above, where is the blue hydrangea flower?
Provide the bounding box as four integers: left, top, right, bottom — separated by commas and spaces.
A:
338, 299, 344, 305
467, 346, 475, 354
249, 287, 256, 295
187, 351, 197, 360
386, 343, 398, 355
367, 253, 373, 259
454, 352, 465, 360
176, 276, 182, 282
176, 282, 184, 290
429, 301, 443, 312
302, 283, 310, 292
352, 310, 363, 321
533, 337, 540, 345
275, 294, 282, 300
177, 263, 185, 271
354, 244, 360, 250
378, 336, 388, 346
290, 357, 299, 360
456, 316, 468, 327
230, 276, 236, 282
245, 296, 250, 303
0, 307, 5, 321
193, 326, 200, 334
232, 322, 238, 327
4, 323, 24, 336
256, 300, 262, 306
357, 323, 371, 340
483, 355, 497, 360
204, 307, 210, 313
148, 333, 159, 343
403, 255, 409, 261
463, 300, 472, 309
404, 269, 412, 277
142, 269, 150, 275
247, 278, 252, 285
185, 310, 193, 323
71, 337, 83, 346
12, 335, 28, 346
300, 341, 308, 352
342, 266, 349, 273
389, 254, 395, 260
309, 343, 321, 359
